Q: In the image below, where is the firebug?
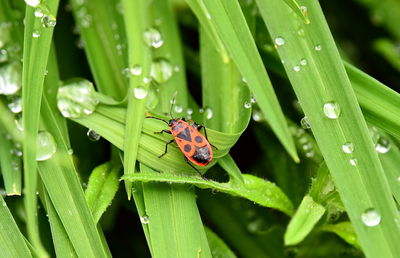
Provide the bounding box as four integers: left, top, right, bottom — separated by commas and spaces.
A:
146, 103, 216, 175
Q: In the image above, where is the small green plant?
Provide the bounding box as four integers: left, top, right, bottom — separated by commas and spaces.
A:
0, 0, 399, 257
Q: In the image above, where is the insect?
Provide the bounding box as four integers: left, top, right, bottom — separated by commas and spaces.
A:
146, 104, 216, 175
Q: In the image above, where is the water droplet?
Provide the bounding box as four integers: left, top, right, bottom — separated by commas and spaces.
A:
323, 102, 341, 119
342, 142, 354, 154
315, 44, 322, 51
293, 65, 301, 72
300, 116, 310, 129
375, 136, 391, 154
187, 108, 193, 115
87, 129, 100, 141
305, 150, 315, 158
41, 15, 57, 28
0, 62, 22, 95
300, 58, 307, 66
34, 6, 46, 17
140, 215, 149, 224
144, 28, 163, 48
0, 49, 9, 63
274, 37, 285, 47
8, 97, 22, 113
57, 79, 99, 118
244, 101, 251, 109
143, 77, 151, 84
252, 110, 263, 122
250, 96, 256, 104
123, 65, 142, 77
297, 28, 305, 37
32, 30, 41, 38
67, 148, 74, 155
205, 107, 213, 120
150, 58, 173, 84
36, 131, 57, 161
349, 158, 357, 166
24, 0, 40, 7
133, 86, 148, 99
300, 6, 308, 16
172, 105, 182, 113
361, 208, 381, 227
242, 77, 248, 83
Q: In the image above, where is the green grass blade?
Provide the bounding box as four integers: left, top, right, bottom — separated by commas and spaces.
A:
22, 1, 59, 255
37, 52, 110, 257
123, 170, 294, 215
354, 0, 400, 40
218, 155, 244, 183
346, 63, 400, 140
150, 0, 188, 110
70, 0, 127, 99
204, 227, 237, 258
284, 195, 325, 245
200, 27, 250, 133
39, 185, 77, 258
122, 0, 152, 199
260, 44, 400, 141
319, 222, 361, 250
85, 162, 120, 223
185, 0, 299, 162
140, 163, 211, 258
257, 0, 400, 256
0, 132, 22, 195
0, 196, 32, 258
281, 0, 310, 24
373, 39, 400, 71
376, 131, 400, 203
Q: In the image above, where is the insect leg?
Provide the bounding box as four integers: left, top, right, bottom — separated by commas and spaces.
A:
196, 124, 218, 150
159, 139, 174, 158
154, 129, 172, 135
184, 156, 204, 178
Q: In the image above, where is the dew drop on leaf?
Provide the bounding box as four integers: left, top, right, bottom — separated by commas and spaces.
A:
150, 58, 173, 84
342, 142, 354, 154
36, 131, 57, 161
274, 37, 285, 47
87, 129, 101, 141
349, 158, 358, 166
375, 136, 391, 154
133, 86, 148, 99
24, 0, 40, 7
300, 116, 310, 129
361, 208, 381, 227
144, 28, 163, 48
140, 215, 149, 224
57, 79, 99, 118
0, 62, 22, 95
323, 101, 341, 119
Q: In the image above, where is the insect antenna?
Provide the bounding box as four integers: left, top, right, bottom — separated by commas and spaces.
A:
145, 116, 169, 125
169, 91, 178, 119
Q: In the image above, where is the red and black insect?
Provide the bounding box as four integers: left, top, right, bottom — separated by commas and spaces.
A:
146, 105, 216, 175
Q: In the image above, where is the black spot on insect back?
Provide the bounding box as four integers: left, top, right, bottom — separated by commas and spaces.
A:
195, 136, 203, 143
177, 127, 192, 141
184, 144, 191, 152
